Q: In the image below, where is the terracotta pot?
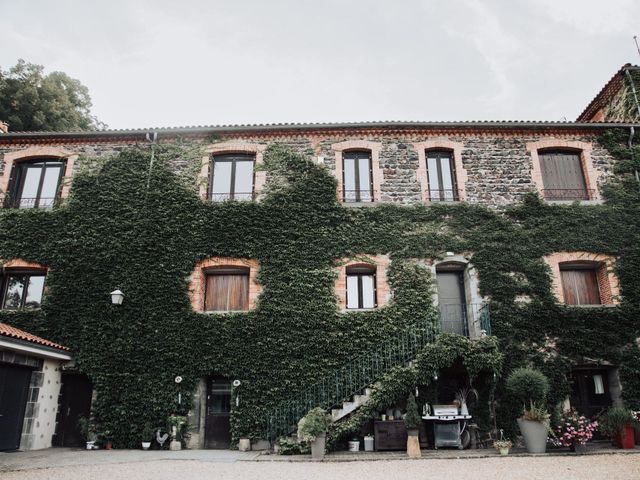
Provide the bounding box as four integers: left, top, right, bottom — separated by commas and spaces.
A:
614, 424, 636, 449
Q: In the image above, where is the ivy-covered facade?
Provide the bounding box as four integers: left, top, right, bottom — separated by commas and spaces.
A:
0, 65, 639, 451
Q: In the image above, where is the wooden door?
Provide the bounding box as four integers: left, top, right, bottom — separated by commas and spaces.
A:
436, 271, 467, 335
53, 373, 93, 447
0, 363, 32, 451
204, 377, 232, 449
570, 369, 612, 417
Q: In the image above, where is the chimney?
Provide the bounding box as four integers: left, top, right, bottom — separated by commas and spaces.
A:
0, 121, 8, 133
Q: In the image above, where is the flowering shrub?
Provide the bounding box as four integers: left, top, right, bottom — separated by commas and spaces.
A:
552, 409, 598, 446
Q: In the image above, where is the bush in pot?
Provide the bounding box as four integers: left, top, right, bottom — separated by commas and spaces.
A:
141, 425, 155, 450
404, 393, 422, 458
298, 407, 332, 460
506, 367, 550, 453
552, 408, 598, 454
600, 406, 637, 449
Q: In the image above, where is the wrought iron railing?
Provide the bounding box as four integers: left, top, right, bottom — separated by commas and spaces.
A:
542, 189, 594, 201
428, 189, 459, 202
209, 192, 256, 202
343, 189, 376, 203
439, 302, 491, 337
2, 196, 58, 209
264, 304, 490, 441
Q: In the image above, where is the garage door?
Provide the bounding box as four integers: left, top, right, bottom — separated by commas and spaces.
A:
0, 363, 33, 451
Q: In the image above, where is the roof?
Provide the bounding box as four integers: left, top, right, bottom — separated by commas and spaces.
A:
576, 64, 640, 122
0, 120, 639, 142
0, 322, 70, 351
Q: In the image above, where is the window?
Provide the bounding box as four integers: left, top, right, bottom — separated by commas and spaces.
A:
343, 151, 373, 202
1, 271, 46, 309
204, 267, 250, 312
8, 159, 65, 209
346, 265, 376, 309
209, 154, 255, 202
426, 150, 458, 201
539, 150, 590, 200
560, 263, 601, 305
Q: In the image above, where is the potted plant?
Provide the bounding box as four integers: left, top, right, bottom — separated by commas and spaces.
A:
141, 424, 154, 450
78, 416, 97, 450
552, 408, 598, 454
455, 385, 478, 416
404, 393, 422, 458
348, 437, 360, 452
506, 367, 550, 454
600, 406, 637, 449
298, 407, 332, 460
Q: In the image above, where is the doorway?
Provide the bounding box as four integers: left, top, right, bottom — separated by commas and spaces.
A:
53, 373, 93, 447
0, 363, 33, 451
436, 267, 467, 336
204, 376, 232, 449
570, 368, 613, 418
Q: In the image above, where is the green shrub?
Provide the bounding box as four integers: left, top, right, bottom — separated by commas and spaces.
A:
506, 368, 549, 406
404, 394, 422, 430
297, 407, 332, 442
600, 406, 637, 437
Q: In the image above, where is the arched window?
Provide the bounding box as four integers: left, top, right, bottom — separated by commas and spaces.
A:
426, 150, 458, 202
342, 150, 373, 203
8, 158, 66, 209
538, 149, 590, 200
209, 153, 256, 202
346, 264, 377, 309
203, 266, 250, 312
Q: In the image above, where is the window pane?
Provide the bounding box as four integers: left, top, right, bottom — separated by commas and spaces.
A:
358, 157, 372, 202
346, 275, 359, 308
233, 161, 254, 201
211, 161, 233, 199
427, 156, 440, 200
3, 275, 26, 308
439, 157, 454, 201
39, 166, 62, 208
593, 374, 605, 395
343, 158, 356, 201
361, 274, 376, 308
25, 276, 45, 308
19, 167, 42, 209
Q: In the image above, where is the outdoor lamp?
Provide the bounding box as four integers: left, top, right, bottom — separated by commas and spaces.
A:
110, 289, 125, 305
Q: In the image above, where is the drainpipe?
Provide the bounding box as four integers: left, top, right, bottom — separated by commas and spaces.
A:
624, 69, 640, 186
145, 131, 158, 191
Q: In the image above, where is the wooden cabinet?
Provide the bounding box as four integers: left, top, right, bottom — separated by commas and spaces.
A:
373, 420, 428, 451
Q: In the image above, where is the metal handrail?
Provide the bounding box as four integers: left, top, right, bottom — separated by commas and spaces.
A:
2, 196, 58, 209
428, 189, 459, 202
342, 189, 376, 203
541, 188, 594, 201
209, 192, 256, 202
265, 303, 490, 441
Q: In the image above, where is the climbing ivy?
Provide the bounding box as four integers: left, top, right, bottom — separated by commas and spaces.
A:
0, 129, 638, 447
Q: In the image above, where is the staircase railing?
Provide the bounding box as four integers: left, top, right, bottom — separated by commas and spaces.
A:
265, 303, 490, 441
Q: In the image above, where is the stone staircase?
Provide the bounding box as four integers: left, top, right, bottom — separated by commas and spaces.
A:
330, 388, 372, 422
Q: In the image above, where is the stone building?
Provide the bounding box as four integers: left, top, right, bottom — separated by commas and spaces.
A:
0, 64, 638, 451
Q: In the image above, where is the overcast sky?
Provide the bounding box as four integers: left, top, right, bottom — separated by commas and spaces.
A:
1, 0, 639, 129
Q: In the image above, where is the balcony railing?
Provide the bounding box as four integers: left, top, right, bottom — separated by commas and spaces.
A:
439, 302, 491, 337
3, 196, 58, 209
209, 192, 256, 202
428, 189, 459, 202
343, 189, 376, 203
542, 189, 594, 201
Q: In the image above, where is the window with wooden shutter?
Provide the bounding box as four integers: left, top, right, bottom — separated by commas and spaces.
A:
539, 150, 589, 200
204, 267, 250, 311
560, 264, 601, 305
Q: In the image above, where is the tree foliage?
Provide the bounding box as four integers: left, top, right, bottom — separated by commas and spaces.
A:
0, 59, 103, 131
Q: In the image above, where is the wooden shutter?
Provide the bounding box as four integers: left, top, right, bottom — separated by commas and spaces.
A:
561, 269, 601, 305
205, 272, 249, 311
539, 151, 588, 199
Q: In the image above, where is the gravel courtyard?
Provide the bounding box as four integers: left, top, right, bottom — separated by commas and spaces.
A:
2, 455, 639, 480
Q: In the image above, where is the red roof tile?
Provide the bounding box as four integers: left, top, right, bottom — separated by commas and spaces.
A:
0, 322, 70, 351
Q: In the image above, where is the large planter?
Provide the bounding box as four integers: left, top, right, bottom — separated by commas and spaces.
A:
517, 418, 548, 454
573, 443, 587, 455
311, 433, 326, 460
614, 424, 636, 449
406, 428, 421, 459
141, 441, 151, 450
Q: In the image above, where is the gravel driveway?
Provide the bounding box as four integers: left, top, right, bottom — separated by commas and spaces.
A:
3, 455, 639, 480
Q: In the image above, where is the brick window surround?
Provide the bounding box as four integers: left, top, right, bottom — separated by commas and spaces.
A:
336, 255, 390, 310
189, 257, 261, 312
0, 146, 77, 205
199, 142, 267, 200
413, 140, 467, 202
544, 252, 619, 305
1, 258, 49, 307
526, 139, 601, 201
331, 140, 383, 202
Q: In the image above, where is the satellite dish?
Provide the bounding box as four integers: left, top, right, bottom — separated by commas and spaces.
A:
174, 376, 183, 384
232, 379, 241, 387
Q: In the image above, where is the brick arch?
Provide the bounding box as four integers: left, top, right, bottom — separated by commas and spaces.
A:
0, 146, 78, 203
189, 257, 261, 312
526, 139, 600, 201
2, 258, 48, 271
331, 140, 383, 202
544, 251, 619, 304
335, 255, 390, 310
413, 139, 467, 202
199, 141, 267, 200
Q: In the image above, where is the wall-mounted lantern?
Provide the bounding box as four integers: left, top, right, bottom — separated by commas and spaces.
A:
110, 289, 125, 305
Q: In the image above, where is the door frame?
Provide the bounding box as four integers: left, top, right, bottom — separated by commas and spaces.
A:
204, 375, 233, 449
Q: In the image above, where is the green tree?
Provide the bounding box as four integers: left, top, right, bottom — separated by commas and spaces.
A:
0, 59, 104, 132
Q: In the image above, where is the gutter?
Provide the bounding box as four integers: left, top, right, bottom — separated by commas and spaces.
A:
0, 336, 72, 361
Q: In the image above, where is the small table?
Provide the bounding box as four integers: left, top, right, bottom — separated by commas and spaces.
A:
422, 414, 472, 449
